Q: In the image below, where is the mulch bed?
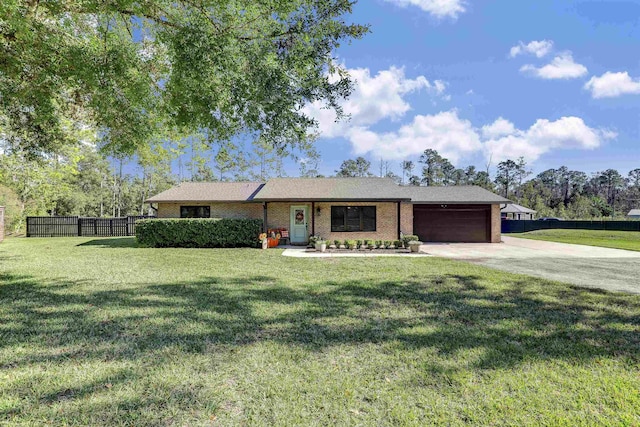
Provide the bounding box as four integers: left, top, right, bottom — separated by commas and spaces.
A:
305, 247, 411, 254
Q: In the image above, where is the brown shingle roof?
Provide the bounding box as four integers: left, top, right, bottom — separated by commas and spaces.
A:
402, 185, 510, 204
145, 182, 263, 203
252, 177, 409, 201
146, 179, 509, 204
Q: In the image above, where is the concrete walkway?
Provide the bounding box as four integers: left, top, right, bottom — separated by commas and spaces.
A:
420, 236, 640, 294
281, 247, 429, 258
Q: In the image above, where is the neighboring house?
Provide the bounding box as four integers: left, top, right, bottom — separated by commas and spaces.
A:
501, 203, 536, 220
146, 178, 509, 244
627, 209, 640, 219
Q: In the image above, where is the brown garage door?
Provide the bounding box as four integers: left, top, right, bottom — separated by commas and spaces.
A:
413, 204, 490, 243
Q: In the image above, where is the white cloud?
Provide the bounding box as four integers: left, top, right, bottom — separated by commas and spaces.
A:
347, 114, 614, 164
382, 0, 466, 19
304, 64, 612, 166
520, 52, 588, 79
481, 117, 516, 139
584, 71, 640, 99
483, 116, 616, 162
304, 66, 447, 138
510, 40, 554, 58
347, 110, 482, 161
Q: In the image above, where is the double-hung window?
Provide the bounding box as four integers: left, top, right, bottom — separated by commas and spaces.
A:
330, 206, 376, 232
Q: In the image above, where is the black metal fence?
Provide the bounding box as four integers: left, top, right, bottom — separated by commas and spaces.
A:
26, 216, 155, 237
502, 219, 640, 234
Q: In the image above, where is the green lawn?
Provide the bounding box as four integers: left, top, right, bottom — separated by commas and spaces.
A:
512, 229, 640, 251
1, 237, 639, 426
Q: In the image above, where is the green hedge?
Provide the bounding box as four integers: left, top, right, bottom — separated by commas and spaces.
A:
136, 218, 263, 248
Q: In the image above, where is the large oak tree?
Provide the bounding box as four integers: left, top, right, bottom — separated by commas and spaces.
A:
0, 0, 367, 155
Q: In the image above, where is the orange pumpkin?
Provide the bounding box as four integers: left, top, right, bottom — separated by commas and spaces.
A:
267, 237, 279, 248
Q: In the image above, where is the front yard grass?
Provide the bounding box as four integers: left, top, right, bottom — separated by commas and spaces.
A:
0, 237, 639, 426
512, 228, 640, 251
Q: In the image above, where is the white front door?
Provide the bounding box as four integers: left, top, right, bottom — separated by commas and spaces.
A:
290, 206, 309, 244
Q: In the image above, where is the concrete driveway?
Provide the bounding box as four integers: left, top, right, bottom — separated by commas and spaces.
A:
420, 236, 640, 294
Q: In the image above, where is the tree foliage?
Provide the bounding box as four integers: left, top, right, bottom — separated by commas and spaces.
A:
1, 0, 368, 155
335, 156, 373, 177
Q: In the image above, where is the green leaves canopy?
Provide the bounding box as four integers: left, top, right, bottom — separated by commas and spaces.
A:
0, 0, 367, 155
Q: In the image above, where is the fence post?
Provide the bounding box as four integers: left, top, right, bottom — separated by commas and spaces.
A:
77, 218, 82, 237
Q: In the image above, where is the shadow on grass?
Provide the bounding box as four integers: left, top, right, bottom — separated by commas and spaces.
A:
1, 271, 639, 421
76, 237, 139, 248
1, 272, 638, 364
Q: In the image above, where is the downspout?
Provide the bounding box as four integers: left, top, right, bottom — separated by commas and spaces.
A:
397, 201, 401, 239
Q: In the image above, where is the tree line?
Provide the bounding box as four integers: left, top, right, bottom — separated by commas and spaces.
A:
331, 151, 640, 220
0, 132, 312, 234
2, 142, 639, 234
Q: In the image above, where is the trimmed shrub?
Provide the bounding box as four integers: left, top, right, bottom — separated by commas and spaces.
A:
136, 218, 263, 248
402, 235, 420, 246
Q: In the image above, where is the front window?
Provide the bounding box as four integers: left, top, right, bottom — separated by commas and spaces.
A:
180, 206, 210, 218
331, 206, 376, 232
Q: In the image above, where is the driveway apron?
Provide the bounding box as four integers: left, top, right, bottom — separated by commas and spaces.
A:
420, 236, 640, 294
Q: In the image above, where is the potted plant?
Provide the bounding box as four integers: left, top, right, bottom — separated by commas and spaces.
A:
407, 239, 422, 253
317, 239, 327, 252
402, 235, 419, 248
348, 239, 357, 250
309, 235, 321, 249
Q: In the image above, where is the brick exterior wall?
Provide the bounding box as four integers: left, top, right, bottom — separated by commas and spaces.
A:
154, 200, 501, 243
491, 203, 502, 243
265, 202, 306, 234
157, 202, 262, 219
400, 202, 413, 236
313, 201, 404, 242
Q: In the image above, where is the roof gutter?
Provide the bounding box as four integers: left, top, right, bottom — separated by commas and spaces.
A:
252, 198, 412, 202
144, 199, 263, 203
409, 201, 510, 204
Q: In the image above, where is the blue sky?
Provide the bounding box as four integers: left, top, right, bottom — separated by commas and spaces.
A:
300, 0, 640, 178
125, 0, 640, 180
